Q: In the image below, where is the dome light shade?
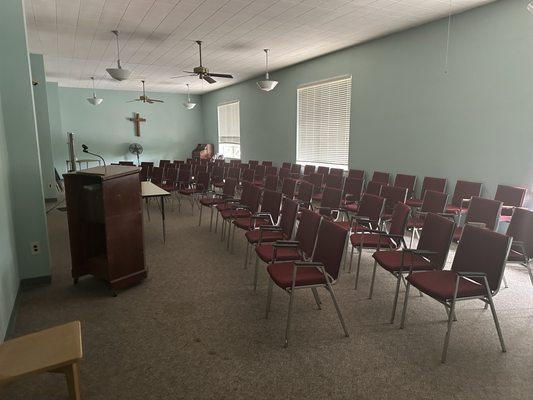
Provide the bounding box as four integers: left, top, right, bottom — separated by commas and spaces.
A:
182, 84, 196, 109
86, 77, 103, 106
107, 30, 131, 81
528, 1, 533, 14
257, 49, 278, 92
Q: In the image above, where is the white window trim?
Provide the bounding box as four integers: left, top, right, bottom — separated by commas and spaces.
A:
217, 100, 241, 160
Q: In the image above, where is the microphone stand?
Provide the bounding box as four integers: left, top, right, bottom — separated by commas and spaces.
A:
82, 147, 107, 174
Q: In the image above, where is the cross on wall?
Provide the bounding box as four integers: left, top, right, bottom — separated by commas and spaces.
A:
128, 112, 146, 137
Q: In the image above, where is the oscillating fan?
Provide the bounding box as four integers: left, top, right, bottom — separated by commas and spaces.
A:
129, 143, 143, 165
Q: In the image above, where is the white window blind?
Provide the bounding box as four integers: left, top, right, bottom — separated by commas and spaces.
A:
296, 76, 352, 168
217, 101, 241, 159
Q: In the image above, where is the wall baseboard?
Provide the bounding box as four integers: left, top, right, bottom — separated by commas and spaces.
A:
20, 275, 52, 290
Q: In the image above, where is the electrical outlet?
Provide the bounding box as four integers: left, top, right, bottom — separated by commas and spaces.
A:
30, 241, 41, 255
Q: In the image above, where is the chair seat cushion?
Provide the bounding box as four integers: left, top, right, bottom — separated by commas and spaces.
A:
233, 217, 269, 230
245, 230, 284, 244
256, 244, 301, 263
220, 209, 251, 220
372, 250, 434, 273
267, 262, 326, 289
406, 198, 422, 207
216, 202, 235, 211
199, 197, 224, 206
253, 180, 264, 187
343, 202, 359, 213
350, 233, 395, 248
334, 221, 351, 231
179, 188, 199, 195
407, 270, 485, 301
406, 217, 425, 229
445, 205, 466, 214
311, 192, 323, 202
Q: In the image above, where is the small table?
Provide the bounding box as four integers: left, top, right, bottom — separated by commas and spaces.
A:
0, 321, 83, 399
141, 181, 170, 242
66, 159, 102, 170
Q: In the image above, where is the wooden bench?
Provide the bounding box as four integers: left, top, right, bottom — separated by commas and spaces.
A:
0, 321, 83, 399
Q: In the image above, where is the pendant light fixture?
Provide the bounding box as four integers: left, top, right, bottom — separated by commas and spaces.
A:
86, 77, 103, 105
182, 84, 196, 109
257, 49, 278, 92
528, 1, 533, 14
106, 30, 131, 81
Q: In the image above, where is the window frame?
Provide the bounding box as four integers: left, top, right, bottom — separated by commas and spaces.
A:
217, 100, 241, 160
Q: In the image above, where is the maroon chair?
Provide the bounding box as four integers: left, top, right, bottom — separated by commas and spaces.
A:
505, 207, 533, 286
281, 178, 297, 199
119, 161, 134, 166
317, 187, 342, 220
265, 166, 278, 176
241, 168, 254, 184
494, 184, 527, 222
211, 165, 225, 187
348, 169, 364, 179
159, 160, 170, 168
407, 190, 448, 245
295, 181, 313, 208
244, 197, 299, 272
264, 175, 278, 191
150, 166, 164, 186
330, 168, 343, 176
342, 177, 364, 211
349, 203, 410, 288
198, 178, 238, 229
337, 193, 385, 233
178, 170, 205, 213
176, 167, 191, 190
372, 171, 390, 184
265, 219, 349, 346
365, 180, 383, 196
248, 160, 259, 169
407, 176, 447, 207
180, 163, 192, 171
317, 166, 329, 176
307, 173, 324, 197
262, 161, 273, 166
313, 173, 343, 202
290, 164, 301, 176
140, 165, 149, 181
393, 174, 417, 199
253, 165, 266, 186
373, 213, 455, 322
281, 162, 291, 170
401, 224, 511, 363
278, 167, 290, 186
215, 182, 252, 235
452, 197, 502, 242
161, 167, 177, 191
445, 180, 482, 215
380, 185, 408, 220
303, 165, 316, 176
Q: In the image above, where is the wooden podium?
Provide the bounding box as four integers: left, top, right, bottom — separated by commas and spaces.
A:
63, 165, 146, 294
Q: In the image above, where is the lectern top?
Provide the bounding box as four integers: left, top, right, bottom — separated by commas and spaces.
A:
64, 165, 140, 180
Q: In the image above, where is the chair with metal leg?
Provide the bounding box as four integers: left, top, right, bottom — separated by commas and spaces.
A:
365, 180, 384, 196
393, 174, 417, 199
406, 190, 448, 246
179, 171, 210, 213
198, 178, 238, 229
264, 174, 278, 191
373, 213, 455, 323
400, 224, 511, 363
316, 187, 342, 220
444, 180, 482, 215
494, 184, 527, 223
281, 177, 297, 199
379, 185, 408, 221
265, 219, 350, 347
505, 207, 533, 286
371, 171, 390, 185
452, 196, 502, 242
348, 169, 365, 179
406, 176, 447, 208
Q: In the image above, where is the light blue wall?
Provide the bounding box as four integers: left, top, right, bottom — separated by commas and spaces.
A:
56, 87, 203, 173
202, 0, 533, 200
0, 89, 20, 341
46, 82, 64, 177
30, 54, 56, 200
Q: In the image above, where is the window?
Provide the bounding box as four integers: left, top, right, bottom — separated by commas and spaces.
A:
217, 101, 240, 159
296, 76, 352, 169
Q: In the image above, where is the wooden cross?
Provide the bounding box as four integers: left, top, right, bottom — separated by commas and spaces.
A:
128, 112, 146, 137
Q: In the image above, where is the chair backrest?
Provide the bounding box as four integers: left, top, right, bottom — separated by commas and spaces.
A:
281, 162, 291, 170
281, 178, 297, 199
393, 174, 416, 197
279, 198, 299, 239
356, 194, 385, 224
506, 208, 533, 259
246, 185, 262, 213
417, 213, 456, 269
365, 180, 383, 196
119, 161, 134, 166
295, 209, 322, 258
291, 164, 301, 174
159, 160, 170, 168
140, 165, 149, 181
317, 166, 329, 176
212, 165, 224, 181
222, 178, 238, 197
303, 165, 316, 176
242, 168, 254, 182
180, 163, 192, 171
196, 171, 210, 191
177, 167, 190, 186
372, 171, 390, 184
348, 169, 364, 179
278, 167, 289, 182
296, 181, 313, 204
464, 196, 502, 231
141, 161, 154, 166
264, 175, 278, 191
173, 160, 184, 166
330, 168, 343, 176
239, 182, 252, 204
312, 219, 347, 281
165, 167, 178, 185
380, 185, 408, 214
308, 173, 324, 194
320, 187, 342, 209
230, 159, 241, 167
451, 225, 511, 293
262, 161, 272, 166
450, 180, 482, 207
227, 167, 240, 180
343, 177, 364, 202
151, 166, 164, 185
254, 165, 266, 181
420, 190, 448, 213
248, 160, 259, 169
324, 173, 343, 189
261, 190, 283, 222
494, 184, 526, 208
265, 166, 278, 176
388, 203, 411, 237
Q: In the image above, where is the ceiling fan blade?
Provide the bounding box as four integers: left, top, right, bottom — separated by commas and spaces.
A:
127, 99, 140, 103
171, 74, 196, 79
150, 99, 164, 103
183, 71, 196, 74
203, 75, 216, 84
209, 73, 233, 79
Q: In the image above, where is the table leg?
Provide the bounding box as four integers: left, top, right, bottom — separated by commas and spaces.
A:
161, 196, 166, 243
145, 198, 151, 221
64, 362, 81, 400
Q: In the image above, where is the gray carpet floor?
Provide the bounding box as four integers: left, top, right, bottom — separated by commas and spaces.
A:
5, 199, 533, 399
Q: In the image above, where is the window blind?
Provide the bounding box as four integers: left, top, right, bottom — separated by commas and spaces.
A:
296, 76, 352, 167
218, 101, 240, 145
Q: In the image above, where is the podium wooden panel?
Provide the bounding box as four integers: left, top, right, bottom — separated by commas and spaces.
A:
63, 165, 146, 293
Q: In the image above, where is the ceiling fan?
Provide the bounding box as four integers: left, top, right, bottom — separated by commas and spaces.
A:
171, 40, 233, 84
128, 80, 164, 104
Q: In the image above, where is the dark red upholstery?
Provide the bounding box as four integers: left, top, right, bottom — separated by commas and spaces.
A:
317, 166, 329, 176
406, 176, 447, 207
318, 187, 342, 217
267, 262, 327, 288
176, 167, 191, 190
323, 173, 343, 189
291, 164, 301, 174
262, 161, 273, 166
310, 219, 348, 280
393, 174, 416, 198
295, 181, 313, 206
295, 209, 322, 258
245, 197, 298, 246
162, 167, 177, 191
365, 181, 383, 196
281, 162, 291, 170
245, 229, 284, 245
159, 159, 170, 168
494, 185, 526, 216
281, 178, 297, 199
241, 168, 254, 183
330, 168, 343, 176
265, 166, 278, 176
350, 233, 395, 249
380, 185, 408, 219
150, 166, 164, 186
248, 160, 259, 169
407, 190, 448, 229
407, 270, 486, 301
352, 194, 385, 227
372, 171, 390, 184
506, 208, 533, 261
452, 197, 502, 242
278, 168, 290, 185
343, 177, 364, 204
445, 180, 482, 213
264, 175, 278, 191
348, 169, 364, 179
257, 245, 300, 263
303, 165, 316, 176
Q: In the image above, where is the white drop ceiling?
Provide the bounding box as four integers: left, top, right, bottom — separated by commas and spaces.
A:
24, 0, 495, 94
